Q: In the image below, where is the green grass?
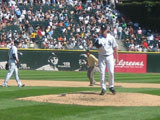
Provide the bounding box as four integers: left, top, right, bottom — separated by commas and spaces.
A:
0, 87, 160, 120
1, 70, 160, 83
0, 70, 160, 120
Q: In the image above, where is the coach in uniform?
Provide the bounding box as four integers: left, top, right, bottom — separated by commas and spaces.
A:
2, 41, 25, 87
95, 25, 119, 95
86, 50, 99, 86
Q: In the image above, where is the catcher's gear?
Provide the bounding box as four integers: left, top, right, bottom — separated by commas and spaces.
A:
5, 62, 9, 70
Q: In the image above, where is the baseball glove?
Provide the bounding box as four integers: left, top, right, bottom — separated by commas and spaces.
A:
5, 62, 9, 70
93, 39, 102, 48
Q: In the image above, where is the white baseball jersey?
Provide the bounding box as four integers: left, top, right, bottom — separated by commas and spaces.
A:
9, 45, 18, 63
97, 33, 118, 91
3, 45, 23, 87
98, 33, 118, 56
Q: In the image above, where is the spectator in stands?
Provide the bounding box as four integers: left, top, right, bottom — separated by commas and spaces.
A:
0, 0, 159, 52
157, 40, 160, 51
128, 40, 135, 51
147, 33, 154, 45
118, 24, 123, 40
142, 39, 148, 52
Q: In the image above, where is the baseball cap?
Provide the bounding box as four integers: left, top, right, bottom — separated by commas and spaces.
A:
14, 40, 20, 45
101, 25, 107, 31
86, 50, 90, 53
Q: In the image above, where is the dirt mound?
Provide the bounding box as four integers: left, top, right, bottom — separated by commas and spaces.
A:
18, 92, 160, 106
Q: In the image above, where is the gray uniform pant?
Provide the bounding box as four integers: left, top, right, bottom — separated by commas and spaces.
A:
99, 54, 115, 90
87, 66, 99, 85
3, 62, 22, 86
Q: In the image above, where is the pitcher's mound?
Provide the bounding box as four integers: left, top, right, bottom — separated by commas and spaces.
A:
18, 92, 160, 106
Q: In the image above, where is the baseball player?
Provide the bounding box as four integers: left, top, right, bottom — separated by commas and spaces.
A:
86, 50, 99, 86
94, 26, 119, 95
2, 41, 25, 87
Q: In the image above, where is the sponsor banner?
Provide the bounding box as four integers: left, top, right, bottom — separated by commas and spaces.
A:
0, 50, 147, 73
114, 54, 147, 73
0, 50, 97, 71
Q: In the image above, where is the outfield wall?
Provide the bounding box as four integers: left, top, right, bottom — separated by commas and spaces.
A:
147, 54, 160, 73
0, 49, 159, 73
0, 49, 90, 71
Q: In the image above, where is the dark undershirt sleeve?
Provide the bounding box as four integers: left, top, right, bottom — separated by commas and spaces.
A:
12, 54, 16, 60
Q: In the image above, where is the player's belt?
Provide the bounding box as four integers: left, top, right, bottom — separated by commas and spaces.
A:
103, 55, 111, 57
99, 54, 111, 57
9, 58, 15, 60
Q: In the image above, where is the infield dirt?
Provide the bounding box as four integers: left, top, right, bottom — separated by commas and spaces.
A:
5, 80, 159, 107
1, 80, 160, 88
18, 92, 160, 106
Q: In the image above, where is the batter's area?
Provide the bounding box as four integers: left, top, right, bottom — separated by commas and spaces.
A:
18, 92, 160, 106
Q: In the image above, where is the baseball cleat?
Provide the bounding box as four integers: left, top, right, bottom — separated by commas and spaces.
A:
2, 84, 8, 87
89, 81, 96, 86
18, 84, 25, 87
109, 87, 116, 95
89, 84, 94, 86
100, 89, 106, 95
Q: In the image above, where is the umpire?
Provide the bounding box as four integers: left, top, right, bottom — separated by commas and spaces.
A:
86, 50, 99, 86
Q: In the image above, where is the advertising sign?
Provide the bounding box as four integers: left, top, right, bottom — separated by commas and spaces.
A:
115, 54, 147, 73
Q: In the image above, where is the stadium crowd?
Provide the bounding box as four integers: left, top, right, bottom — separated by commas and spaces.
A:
0, 0, 160, 52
